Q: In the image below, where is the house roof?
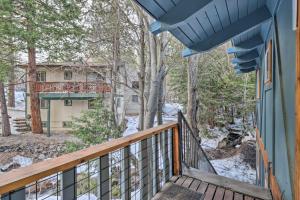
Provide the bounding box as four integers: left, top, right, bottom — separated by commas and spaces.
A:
134, 0, 281, 74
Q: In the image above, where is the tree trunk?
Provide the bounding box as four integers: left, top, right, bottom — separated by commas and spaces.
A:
8, 56, 15, 108
187, 55, 199, 136
157, 35, 166, 125
157, 78, 164, 125
138, 16, 145, 131
110, 0, 120, 126
28, 47, 43, 134
0, 82, 11, 137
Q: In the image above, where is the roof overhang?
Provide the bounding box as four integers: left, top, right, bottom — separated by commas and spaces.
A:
133, 0, 279, 74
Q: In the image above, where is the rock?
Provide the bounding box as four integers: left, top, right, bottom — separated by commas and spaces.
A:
1, 163, 21, 172
38, 154, 46, 160
217, 133, 243, 149
239, 140, 256, 169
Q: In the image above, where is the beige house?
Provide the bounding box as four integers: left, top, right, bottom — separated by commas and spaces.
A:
19, 62, 140, 133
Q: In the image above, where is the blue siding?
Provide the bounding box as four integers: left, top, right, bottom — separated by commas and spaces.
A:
256, 1, 296, 199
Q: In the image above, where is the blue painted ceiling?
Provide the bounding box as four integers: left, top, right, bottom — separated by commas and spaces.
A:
134, 0, 281, 74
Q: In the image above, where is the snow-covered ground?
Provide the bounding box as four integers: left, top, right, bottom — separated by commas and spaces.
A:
200, 119, 257, 184
211, 155, 256, 184
14, 91, 26, 111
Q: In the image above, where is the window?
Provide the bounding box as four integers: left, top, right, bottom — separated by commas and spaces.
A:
64, 99, 72, 106
132, 81, 139, 89
264, 40, 272, 85
87, 72, 105, 81
40, 99, 48, 109
88, 99, 96, 109
62, 121, 72, 128
293, 0, 298, 30
64, 70, 72, 80
42, 121, 47, 128
256, 70, 261, 99
116, 98, 121, 108
132, 95, 138, 103
37, 71, 46, 82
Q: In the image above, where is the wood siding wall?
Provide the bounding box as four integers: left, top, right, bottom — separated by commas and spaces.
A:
256, 1, 296, 199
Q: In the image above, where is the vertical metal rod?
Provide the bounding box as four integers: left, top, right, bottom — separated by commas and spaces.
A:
164, 130, 170, 181
148, 137, 154, 198
154, 134, 160, 193
160, 131, 166, 184
121, 146, 130, 200
62, 167, 76, 200
100, 154, 110, 200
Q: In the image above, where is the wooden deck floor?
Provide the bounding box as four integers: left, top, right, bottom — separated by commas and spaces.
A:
153, 168, 273, 200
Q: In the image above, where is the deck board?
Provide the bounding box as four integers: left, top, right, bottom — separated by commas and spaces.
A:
152, 173, 272, 200
234, 193, 244, 200
197, 181, 209, 194
223, 190, 234, 200
203, 184, 217, 200
182, 177, 194, 188
213, 187, 225, 200
175, 176, 187, 185
189, 179, 201, 191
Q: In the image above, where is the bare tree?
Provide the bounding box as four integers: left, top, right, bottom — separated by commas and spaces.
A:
144, 29, 167, 129
187, 55, 200, 135
137, 13, 146, 130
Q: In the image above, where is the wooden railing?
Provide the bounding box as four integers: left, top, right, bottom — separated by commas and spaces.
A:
35, 82, 111, 93
0, 122, 179, 200
0, 114, 216, 200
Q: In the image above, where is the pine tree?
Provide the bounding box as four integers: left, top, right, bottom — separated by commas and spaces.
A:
1, 0, 85, 133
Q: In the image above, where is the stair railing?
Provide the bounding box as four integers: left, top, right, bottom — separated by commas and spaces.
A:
178, 110, 217, 174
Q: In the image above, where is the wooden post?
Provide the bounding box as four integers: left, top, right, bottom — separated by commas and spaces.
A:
47, 99, 51, 137
62, 167, 76, 200
172, 125, 181, 176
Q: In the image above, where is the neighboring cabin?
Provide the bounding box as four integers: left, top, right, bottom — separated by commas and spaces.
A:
18, 62, 140, 132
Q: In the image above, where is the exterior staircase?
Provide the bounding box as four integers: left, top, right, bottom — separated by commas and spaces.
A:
13, 118, 31, 133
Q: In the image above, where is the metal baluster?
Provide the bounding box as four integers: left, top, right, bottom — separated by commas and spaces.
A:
164, 130, 170, 182
121, 146, 130, 200
154, 134, 160, 193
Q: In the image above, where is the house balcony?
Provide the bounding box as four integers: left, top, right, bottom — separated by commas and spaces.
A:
0, 113, 273, 200
35, 82, 111, 94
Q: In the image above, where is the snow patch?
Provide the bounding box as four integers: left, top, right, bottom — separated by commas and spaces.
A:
210, 155, 256, 184
12, 155, 33, 167
123, 116, 139, 136
14, 91, 26, 111
163, 103, 182, 117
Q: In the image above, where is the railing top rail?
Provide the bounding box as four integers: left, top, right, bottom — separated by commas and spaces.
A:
0, 122, 178, 195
